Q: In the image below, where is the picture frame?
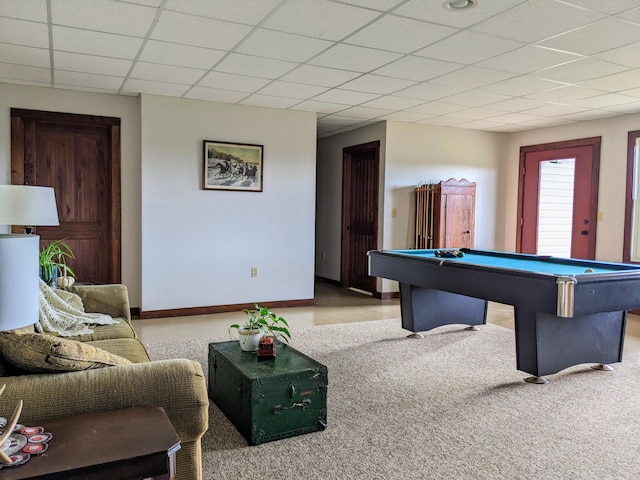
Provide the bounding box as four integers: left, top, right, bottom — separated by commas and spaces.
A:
203, 140, 264, 192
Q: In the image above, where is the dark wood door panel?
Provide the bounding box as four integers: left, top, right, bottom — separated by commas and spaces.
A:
11, 109, 121, 284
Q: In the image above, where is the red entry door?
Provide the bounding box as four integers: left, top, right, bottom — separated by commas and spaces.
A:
520, 142, 600, 259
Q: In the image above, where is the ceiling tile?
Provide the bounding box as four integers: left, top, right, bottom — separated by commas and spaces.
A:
0, 0, 48, 22
361, 95, 426, 110
450, 107, 505, 120
395, 0, 527, 29
130, 62, 206, 85
236, 29, 333, 63
51, 0, 157, 37
373, 55, 462, 82
139, 40, 226, 69
485, 112, 544, 124
258, 81, 329, 99
240, 94, 301, 109
406, 101, 468, 115
165, 0, 281, 24
621, 87, 640, 98
537, 18, 640, 56
0, 62, 50, 83
440, 90, 513, 107
339, 0, 405, 10
416, 30, 521, 65
198, 71, 270, 93
279, 65, 361, 88
151, 10, 252, 50
312, 88, 381, 105
123, 78, 190, 96
524, 85, 605, 102
560, 0, 640, 15
477, 46, 582, 74
471, 0, 604, 43
579, 70, 640, 92
603, 99, 640, 113
214, 53, 297, 79
560, 110, 618, 122
480, 76, 563, 96
53, 26, 143, 58
524, 103, 589, 117
55, 70, 124, 90
0, 77, 49, 88
485, 97, 550, 113
455, 119, 509, 130
262, 0, 380, 41
339, 74, 416, 95
290, 100, 349, 114
54, 51, 131, 76
595, 42, 640, 69
429, 66, 516, 89
380, 111, 432, 122
536, 58, 629, 84
184, 86, 248, 103
345, 15, 457, 53
393, 82, 468, 101
0, 17, 49, 48
0, 44, 49, 68
617, 6, 640, 23
337, 106, 394, 119
571, 92, 640, 109
418, 115, 468, 127
309, 44, 402, 72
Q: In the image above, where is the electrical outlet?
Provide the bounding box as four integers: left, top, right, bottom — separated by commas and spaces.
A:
392, 208, 397, 218
597, 211, 604, 221
251, 267, 258, 277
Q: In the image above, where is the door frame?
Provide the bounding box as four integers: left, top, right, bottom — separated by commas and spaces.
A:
516, 136, 601, 257
340, 141, 380, 292
10, 108, 122, 283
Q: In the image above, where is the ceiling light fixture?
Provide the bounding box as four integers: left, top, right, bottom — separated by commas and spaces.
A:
444, 0, 477, 11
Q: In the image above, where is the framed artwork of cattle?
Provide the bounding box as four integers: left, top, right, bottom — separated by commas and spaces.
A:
203, 140, 263, 192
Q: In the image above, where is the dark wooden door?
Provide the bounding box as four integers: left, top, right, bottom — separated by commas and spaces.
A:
11, 109, 121, 283
341, 141, 379, 293
518, 137, 600, 259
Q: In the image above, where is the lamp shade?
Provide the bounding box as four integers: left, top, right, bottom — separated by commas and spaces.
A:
0, 234, 39, 331
0, 185, 59, 226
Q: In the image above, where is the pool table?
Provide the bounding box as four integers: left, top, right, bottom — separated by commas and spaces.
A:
368, 248, 640, 383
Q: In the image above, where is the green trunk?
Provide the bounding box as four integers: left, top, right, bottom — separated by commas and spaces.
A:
208, 341, 328, 445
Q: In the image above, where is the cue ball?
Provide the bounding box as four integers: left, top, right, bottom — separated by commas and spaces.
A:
584, 268, 594, 273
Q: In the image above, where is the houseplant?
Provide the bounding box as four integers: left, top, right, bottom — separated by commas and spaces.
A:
39, 239, 76, 286
229, 304, 291, 352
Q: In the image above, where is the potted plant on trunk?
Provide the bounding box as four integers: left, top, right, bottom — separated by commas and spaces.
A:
39, 239, 76, 287
229, 304, 290, 353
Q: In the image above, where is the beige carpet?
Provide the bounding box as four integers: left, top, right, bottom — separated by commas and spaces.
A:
146, 319, 640, 480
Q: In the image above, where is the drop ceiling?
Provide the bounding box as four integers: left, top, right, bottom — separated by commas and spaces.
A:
1, 0, 640, 138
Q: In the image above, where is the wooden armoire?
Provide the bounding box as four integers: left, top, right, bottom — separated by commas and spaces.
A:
414, 178, 476, 249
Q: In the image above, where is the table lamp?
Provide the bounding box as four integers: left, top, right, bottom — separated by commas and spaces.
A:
0, 185, 59, 464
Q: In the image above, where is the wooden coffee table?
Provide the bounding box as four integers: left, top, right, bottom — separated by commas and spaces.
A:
1, 406, 180, 480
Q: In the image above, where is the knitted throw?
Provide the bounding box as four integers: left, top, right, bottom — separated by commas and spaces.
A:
37, 280, 118, 337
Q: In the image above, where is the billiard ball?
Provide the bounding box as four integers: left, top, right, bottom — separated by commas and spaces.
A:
584, 268, 594, 273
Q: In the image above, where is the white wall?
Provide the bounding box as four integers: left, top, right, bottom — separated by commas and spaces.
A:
315, 121, 508, 292
0, 83, 142, 304
506, 113, 640, 262
140, 94, 317, 312
315, 122, 386, 280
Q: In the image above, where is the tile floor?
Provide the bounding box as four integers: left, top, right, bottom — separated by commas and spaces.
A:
133, 281, 640, 364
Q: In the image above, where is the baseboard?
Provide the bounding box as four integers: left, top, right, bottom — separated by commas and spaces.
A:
138, 298, 315, 320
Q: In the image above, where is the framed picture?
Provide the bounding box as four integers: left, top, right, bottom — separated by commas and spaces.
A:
203, 140, 264, 192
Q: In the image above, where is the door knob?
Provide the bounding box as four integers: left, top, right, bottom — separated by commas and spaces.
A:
580, 230, 589, 235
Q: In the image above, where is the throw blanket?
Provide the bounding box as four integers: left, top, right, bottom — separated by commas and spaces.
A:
38, 279, 118, 337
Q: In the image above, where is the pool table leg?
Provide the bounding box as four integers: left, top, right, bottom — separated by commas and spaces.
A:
514, 309, 627, 382
399, 283, 487, 334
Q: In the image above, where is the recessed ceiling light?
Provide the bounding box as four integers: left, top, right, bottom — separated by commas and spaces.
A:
443, 0, 477, 11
